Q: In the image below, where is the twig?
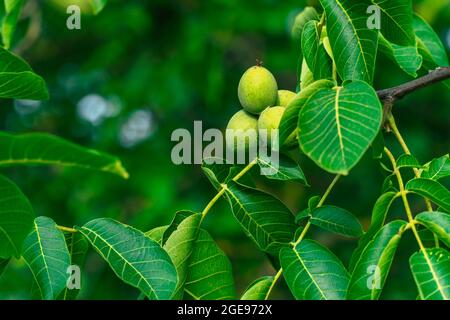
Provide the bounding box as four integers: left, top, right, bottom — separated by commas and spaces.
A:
377, 67, 450, 103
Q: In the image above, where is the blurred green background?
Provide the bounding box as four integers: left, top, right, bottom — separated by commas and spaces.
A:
0, 0, 449, 299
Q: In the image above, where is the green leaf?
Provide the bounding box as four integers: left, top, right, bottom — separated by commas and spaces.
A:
298, 81, 382, 175
1, 0, 25, 49
90, 0, 108, 15
0, 174, 34, 258
279, 80, 334, 147
202, 158, 235, 190
162, 210, 197, 245
320, 0, 378, 83
184, 229, 236, 300
350, 191, 399, 271
371, 0, 415, 46
347, 220, 407, 300
0, 257, 9, 277
414, 14, 449, 69
406, 178, 450, 212
224, 181, 297, 256
241, 276, 274, 300
291, 7, 320, 44
378, 34, 422, 78
145, 226, 167, 245
58, 233, 89, 300
78, 218, 178, 300
301, 20, 333, 81
295, 196, 320, 224
410, 248, 450, 300
397, 154, 422, 169
257, 153, 307, 185
0, 132, 128, 179
22, 217, 71, 300
0, 46, 48, 100
416, 211, 450, 248
163, 213, 202, 299
421, 155, 450, 181
310, 205, 364, 237
381, 174, 397, 193
280, 239, 349, 300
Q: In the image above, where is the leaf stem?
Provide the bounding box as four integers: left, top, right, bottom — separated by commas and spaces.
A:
384, 147, 426, 252
57, 225, 77, 233
201, 158, 258, 220
265, 174, 341, 299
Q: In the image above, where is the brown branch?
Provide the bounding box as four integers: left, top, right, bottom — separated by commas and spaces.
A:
377, 67, 450, 103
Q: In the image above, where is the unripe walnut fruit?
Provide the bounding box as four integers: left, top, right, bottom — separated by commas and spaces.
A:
238, 66, 278, 115
276, 90, 296, 108
258, 106, 285, 145
226, 110, 259, 152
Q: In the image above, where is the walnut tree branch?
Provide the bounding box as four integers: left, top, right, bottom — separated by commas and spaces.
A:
377, 67, 450, 103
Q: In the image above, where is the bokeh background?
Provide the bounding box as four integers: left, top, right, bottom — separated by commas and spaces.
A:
0, 0, 449, 299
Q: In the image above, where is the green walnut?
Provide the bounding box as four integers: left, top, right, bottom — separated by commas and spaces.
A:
226, 110, 259, 152
238, 66, 278, 115
276, 90, 296, 108
257, 106, 285, 145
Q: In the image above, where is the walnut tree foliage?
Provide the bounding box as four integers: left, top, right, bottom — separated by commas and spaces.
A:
0, 0, 449, 300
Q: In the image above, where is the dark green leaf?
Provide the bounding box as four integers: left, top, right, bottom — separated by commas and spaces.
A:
57, 233, 89, 300
0, 257, 9, 277
0, 174, 34, 258
320, 0, 378, 83
22, 217, 71, 300
371, 0, 415, 46
280, 239, 349, 300
241, 276, 274, 300
347, 220, 407, 300
310, 205, 364, 237
397, 154, 422, 169
0, 132, 128, 179
416, 211, 450, 247
184, 229, 236, 300
406, 178, 450, 212
78, 218, 178, 300
421, 155, 450, 181
350, 191, 399, 271
224, 181, 297, 256
410, 248, 450, 300
298, 81, 382, 175
371, 130, 385, 159
0, 46, 48, 100
257, 153, 307, 185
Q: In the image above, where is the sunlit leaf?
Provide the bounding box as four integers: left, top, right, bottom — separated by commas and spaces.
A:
0, 0, 25, 49
163, 213, 202, 299
347, 220, 407, 300
90, 0, 108, 15
396, 154, 422, 169
0, 174, 34, 258
301, 20, 332, 80
257, 153, 307, 185
406, 178, 450, 212
224, 181, 297, 256
280, 239, 349, 300
279, 80, 334, 147
298, 81, 382, 175
78, 218, 178, 300
241, 276, 274, 300
416, 211, 450, 247
410, 248, 450, 300
0, 132, 129, 179
184, 229, 236, 300
22, 217, 71, 300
